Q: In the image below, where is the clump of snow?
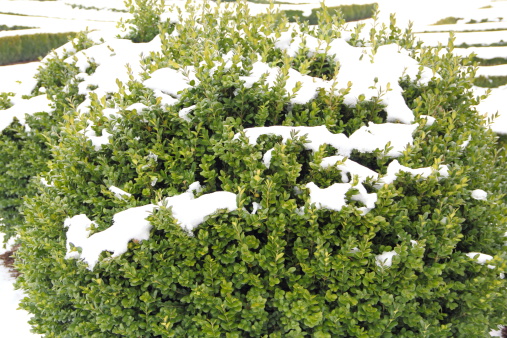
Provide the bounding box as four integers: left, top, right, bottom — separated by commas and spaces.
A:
162, 184, 237, 232
471, 189, 488, 201
376, 250, 398, 268
378, 160, 449, 186
348, 122, 418, 157
71, 38, 160, 97
305, 182, 352, 212
80, 123, 112, 150
305, 181, 377, 214
65, 183, 238, 269
236, 125, 349, 153
178, 105, 196, 122
143, 66, 199, 99
273, 32, 439, 124
109, 186, 131, 199
126, 102, 148, 113
320, 156, 379, 183
419, 115, 436, 126
65, 205, 156, 269
263, 148, 274, 168
466, 252, 493, 265
236, 123, 418, 158
250, 202, 261, 215
0, 95, 54, 132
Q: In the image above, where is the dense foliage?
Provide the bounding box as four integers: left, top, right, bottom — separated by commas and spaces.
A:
0, 33, 90, 239
8, 1, 507, 336
0, 32, 74, 66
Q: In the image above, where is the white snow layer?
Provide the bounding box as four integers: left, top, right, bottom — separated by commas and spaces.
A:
109, 186, 132, 199
466, 252, 494, 265
378, 160, 449, 186
236, 123, 418, 157
474, 85, 507, 134
376, 250, 398, 267
65, 184, 238, 269
0, 233, 40, 337
0, 95, 54, 132
320, 156, 379, 183
65, 205, 157, 270
471, 189, 488, 201
271, 33, 437, 123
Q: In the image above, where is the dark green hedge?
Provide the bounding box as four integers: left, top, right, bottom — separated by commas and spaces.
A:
474, 75, 507, 88
0, 32, 75, 66
284, 3, 377, 25
0, 34, 89, 239
0, 24, 34, 31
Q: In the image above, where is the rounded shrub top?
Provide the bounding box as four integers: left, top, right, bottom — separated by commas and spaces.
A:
16, 1, 507, 337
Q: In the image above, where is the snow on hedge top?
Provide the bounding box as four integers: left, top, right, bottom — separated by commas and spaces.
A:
236, 123, 418, 157
0, 95, 54, 132
65, 183, 238, 269
65, 204, 156, 270
273, 31, 438, 123
160, 182, 238, 232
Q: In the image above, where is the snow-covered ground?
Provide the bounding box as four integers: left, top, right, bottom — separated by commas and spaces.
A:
0, 0, 506, 336
0, 234, 39, 337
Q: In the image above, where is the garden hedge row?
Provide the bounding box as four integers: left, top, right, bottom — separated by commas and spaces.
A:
283, 3, 377, 25
0, 32, 75, 66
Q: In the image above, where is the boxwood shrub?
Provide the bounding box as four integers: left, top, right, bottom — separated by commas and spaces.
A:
15, 1, 507, 337
0, 32, 93, 239
0, 32, 76, 66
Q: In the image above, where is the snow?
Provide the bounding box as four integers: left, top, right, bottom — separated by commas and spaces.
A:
476, 65, 507, 77
236, 123, 417, 157
0, 234, 40, 337
306, 182, 353, 211
0, 62, 39, 95
474, 85, 507, 134
71, 38, 162, 98
320, 155, 379, 183
454, 46, 507, 59
471, 189, 488, 201
348, 123, 418, 157
65, 204, 157, 270
109, 186, 132, 199
466, 252, 494, 264
64, 183, 238, 269
272, 34, 436, 122
378, 160, 449, 186
81, 123, 112, 150
178, 105, 196, 122
415, 30, 507, 47
143, 66, 199, 99
376, 250, 398, 268
161, 183, 238, 232
0, 95, 54, 132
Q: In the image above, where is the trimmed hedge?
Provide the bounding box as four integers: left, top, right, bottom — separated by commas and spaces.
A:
432, 17, 462, 26
0, 33, 91, 239
0, 32, 75, 66
12, 1, 507, 337
284, 3, 377, 25
0, 24, 34, 31
474, 75, 507, 88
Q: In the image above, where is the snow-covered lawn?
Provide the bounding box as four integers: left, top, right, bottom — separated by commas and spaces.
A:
0, 0, 506, 336
0, 234, 40, 337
